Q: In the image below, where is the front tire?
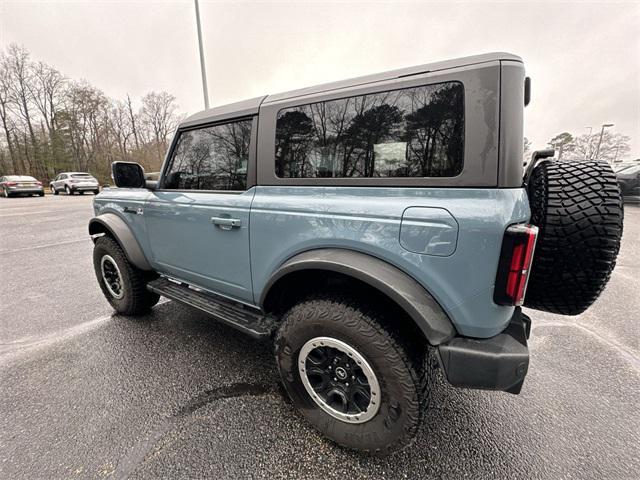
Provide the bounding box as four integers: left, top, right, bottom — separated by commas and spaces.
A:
93, 236, 160, 315
65, 185, 72, 195
51, 186, 58, 195
274, 294, 428, 455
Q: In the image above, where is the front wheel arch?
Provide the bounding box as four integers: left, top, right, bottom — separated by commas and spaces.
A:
89, 214, 152, 271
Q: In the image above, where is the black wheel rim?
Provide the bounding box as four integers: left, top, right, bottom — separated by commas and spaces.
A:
299, 337, 380, 423
100, 255, 124, 299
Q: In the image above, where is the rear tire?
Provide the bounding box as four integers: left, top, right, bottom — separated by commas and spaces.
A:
274, 294, 429, 455
525, 160, 623, 315
93, 236, 160, 315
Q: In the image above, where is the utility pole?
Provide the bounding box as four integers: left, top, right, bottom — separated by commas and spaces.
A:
194, 0, 210, 109
595, 123, 614, 160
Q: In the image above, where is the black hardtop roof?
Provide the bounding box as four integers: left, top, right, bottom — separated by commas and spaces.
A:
179, 52, 522, 129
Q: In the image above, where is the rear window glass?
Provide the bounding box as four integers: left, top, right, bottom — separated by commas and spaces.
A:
275, 81, 464, 178
4, 176, 35, 181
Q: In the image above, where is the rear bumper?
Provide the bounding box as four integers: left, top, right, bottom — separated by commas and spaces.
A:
437, 307, 530, 394
7, 187, 43, 194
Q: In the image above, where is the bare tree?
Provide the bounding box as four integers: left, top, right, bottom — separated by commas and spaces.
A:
126, 94, 140, 150
552, 132, 632, 162
139, 91, 180, 164
0, 54, 20, 172
5, 44, 41, 176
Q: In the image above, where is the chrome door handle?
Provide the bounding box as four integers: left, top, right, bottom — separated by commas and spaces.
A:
211, 216, 242, 230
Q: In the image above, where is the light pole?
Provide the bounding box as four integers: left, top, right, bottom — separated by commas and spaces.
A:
194, 0, 210, 109
595, 123, 614, 159
585, 126, 593, 159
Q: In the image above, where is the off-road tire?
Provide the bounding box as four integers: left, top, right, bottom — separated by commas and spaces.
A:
93, 236, 160, 315
525, 160, 623, 315
274, 294, 430, 455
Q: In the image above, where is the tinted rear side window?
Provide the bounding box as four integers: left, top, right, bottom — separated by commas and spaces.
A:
275, 82, 463, 178
164, 119, 252, 191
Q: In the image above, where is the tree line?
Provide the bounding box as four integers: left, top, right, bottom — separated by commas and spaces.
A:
1, 44, 633, 184
524, 130, 632, 163
0, 44, 182, 183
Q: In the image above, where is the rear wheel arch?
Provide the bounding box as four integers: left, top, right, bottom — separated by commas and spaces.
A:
260, 248, 455, 346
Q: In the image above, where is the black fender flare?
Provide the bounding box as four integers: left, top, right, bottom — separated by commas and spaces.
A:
88, 213, 152, 271
260, 248, 456, 345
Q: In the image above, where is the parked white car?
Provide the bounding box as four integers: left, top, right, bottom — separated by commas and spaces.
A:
50, 172, 100, 195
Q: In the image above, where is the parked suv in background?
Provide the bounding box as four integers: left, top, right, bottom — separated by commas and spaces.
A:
0, 175, 44, 197
51, 172, 100, 195
88, 53, 623, 454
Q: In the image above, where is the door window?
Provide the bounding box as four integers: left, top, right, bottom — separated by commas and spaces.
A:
163, 119, 253, 191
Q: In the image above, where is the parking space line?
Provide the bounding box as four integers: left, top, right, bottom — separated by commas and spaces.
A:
0, 210, 52, 217
0, 299, 169, 362
0, 314, 112, 361
0, 238, 88, 254
534, 319, 640, 370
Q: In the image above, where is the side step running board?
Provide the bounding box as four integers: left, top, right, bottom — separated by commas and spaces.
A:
147, 277, 276, 339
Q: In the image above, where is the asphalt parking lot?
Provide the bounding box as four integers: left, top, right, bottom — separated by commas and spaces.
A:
1, 194, 638, 479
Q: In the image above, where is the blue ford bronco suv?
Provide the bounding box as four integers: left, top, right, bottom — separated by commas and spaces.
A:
89, 53, 623, 454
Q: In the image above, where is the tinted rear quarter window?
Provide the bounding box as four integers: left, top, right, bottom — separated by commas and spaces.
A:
275, 82, 464, 179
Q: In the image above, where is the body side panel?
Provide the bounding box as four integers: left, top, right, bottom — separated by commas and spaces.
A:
91, 188, 153, 269
250, 186, 530, 338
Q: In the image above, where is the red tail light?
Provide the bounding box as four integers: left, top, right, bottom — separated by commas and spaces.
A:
6, 182, 17, 186
36, 181, 42, 186
494, 224, 538, 306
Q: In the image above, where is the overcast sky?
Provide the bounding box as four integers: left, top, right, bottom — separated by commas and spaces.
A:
2, 0, 639, 158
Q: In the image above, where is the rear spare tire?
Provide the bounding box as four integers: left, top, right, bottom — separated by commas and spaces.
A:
525, 160, 623, 315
